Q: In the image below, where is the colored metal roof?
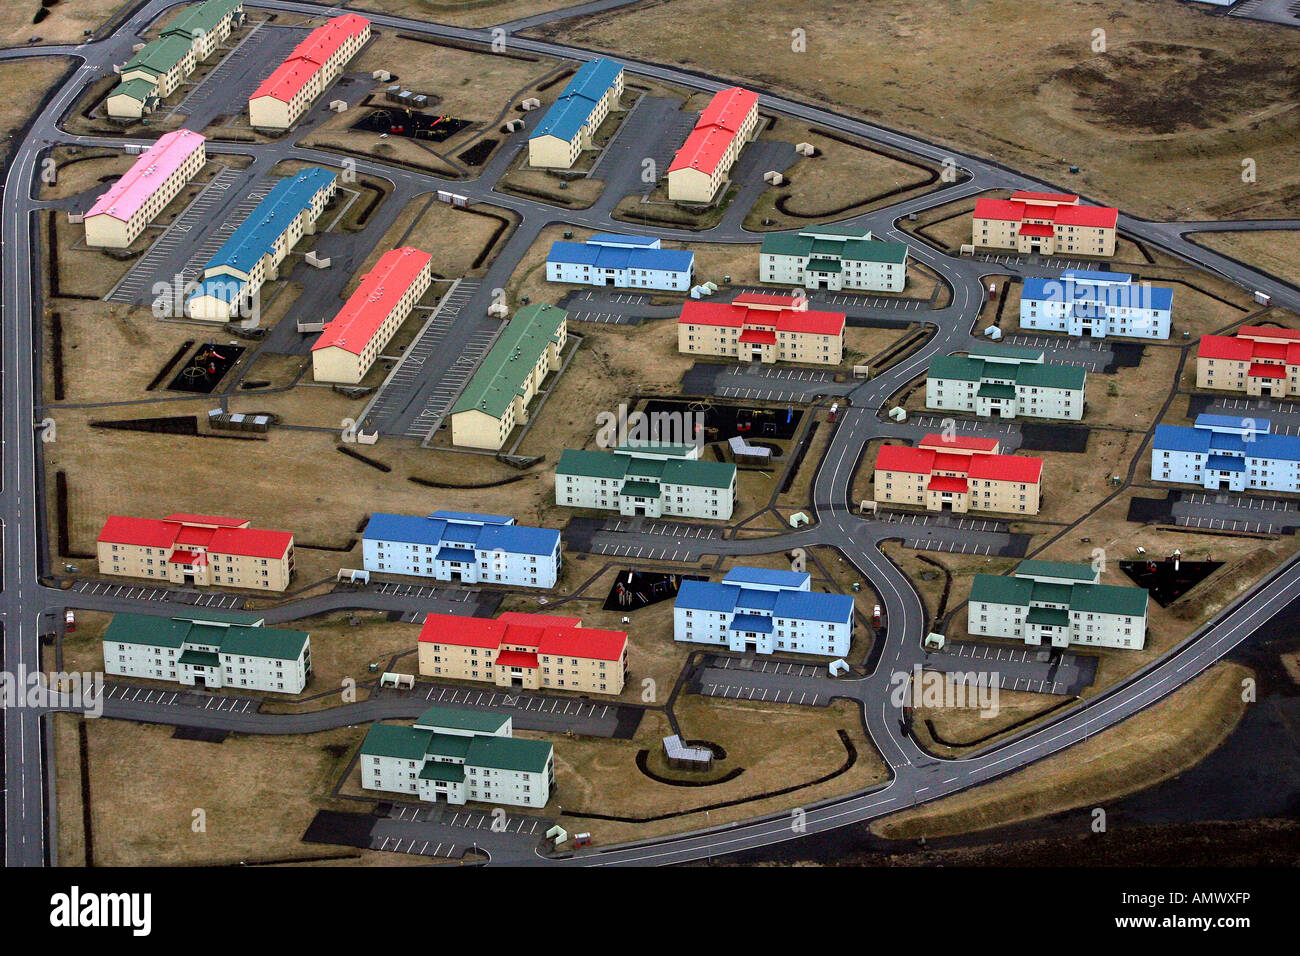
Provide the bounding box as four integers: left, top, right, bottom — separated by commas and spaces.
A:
1249, 362, 1287, 379
250, 13, 370, 103
969, 574, 1034, 607
977, 383, 1016, 400
530, 58, 623, 142
193, 167, 335, 283
1206, 454, 1246, 472
451, 304, 565, 420
968, 454, 1042, 483
1022, 274, 1172, 312
1017, 560, 1098, 583
313, 246, 430, 355
110, 77, 159, 103
1018, 223, 1055, 237
760, 229, 909, 264
928, 354, 984, 382
361, 723, 428, 760
494, 649, 539, 669
102, 612, 305, 661
730, 613, 773, 634
86, 130, 205, 223
122, 34, 194, 77
164, 0, 243, 40
466, 734, 552, 774
678, 300, 845, 336
722, 567, 810, 589
676, 577, 853, 624
178, 648, 221, 668
1025, 606, 1069, 627
667, 86, 758, 175
1069, 583, 1148, 617
974, 195, 1117, 230
97, 514, 291, 558
415, 706, 510, 735
589, 233, 658, 247
547, 239, 694, 274
418, 761, 466, 783
927, 475, 969, 493
419, 613, 626, 663
555, 448, 735, 489
919, 434, 1000, 453
364, 512, 559, 557
1012, 191, 1080, 204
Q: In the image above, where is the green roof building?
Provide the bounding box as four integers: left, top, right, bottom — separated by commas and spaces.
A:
102, 610, 311, 693
968, 560, 1148, 651
359, 707, 554, 809
760, 224, 909, 293
450, 304, 567, 451
556, 442, 737, 521
926, 343, 1087, 422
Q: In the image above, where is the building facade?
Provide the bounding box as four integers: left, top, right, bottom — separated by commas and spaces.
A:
311, 246, 432, 384
449, 303, 567, 450
1195, 325, 1300, 399
107, 0, 244, 119
673, 567, 855, 657
84, 130, 207, 248
362, 511, 562, 588
418, 611, 628, 695
186, 166, 337, 322
527, 58, 624, 168
546, 233, 693, 291
973, 191, 1118, 257
874, 434, 1044, 515
925, 344, 1087, 421
556, 442, 737, 520
96, 513, 295, 590
759, 224, 909, 293
1020, 270, 1172, 340
360, 708, 554, 808
678, 293, 845, 365
248, 14, 371, 129
1152, 414, 1300, 493
968, 559, 1149, 651
103, 609, 310, 693
666, 86, 760, 203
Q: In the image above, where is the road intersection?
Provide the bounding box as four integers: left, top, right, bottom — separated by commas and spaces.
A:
3, 0, 1300, 867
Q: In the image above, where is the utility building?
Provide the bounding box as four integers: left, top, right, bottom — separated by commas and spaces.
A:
96, 513, 295, 591
926, 344, 1087, 420
419, 611, 628, 695
556, 442, 737, 520
546, 233, 694, 291
678, 292, 845, 365
760, 224, 909, 293
360, 708, 554, 808
972, 191, 1118, 257
249, 14, 371, 129
363, 512, 561, 589
311, 246, 431, 383
449, 304, 567, 450
103, 609, 310, 693
667, 86, 760, 203
1195, 326, 1300, 398
1020, 270, 1172, 340
107, 0, 244, 119
673, 567, 855, 657
527, 58, 625, 168
874, 435, 1044, 515
84, 130, 206, 248
968, 560, 1149, 651
186, 166, 337, 322
1152, 414, 1300, 494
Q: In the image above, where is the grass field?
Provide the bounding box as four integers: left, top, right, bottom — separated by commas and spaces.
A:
530, 0, 1300, 222
1190, 231, 1300, 294
0, 0, 120, 45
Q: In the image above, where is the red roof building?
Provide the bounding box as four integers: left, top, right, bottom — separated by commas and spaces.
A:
1196, 326, 1300, 398
874, 437, 1043, 515
96, 514, 295, 590
678, 296, 846, 366
666, 87, 760, 202
418, 611, 628, 695
972, 191, 1118, 257
312, 246, 432, 384
249, 14, 371, 129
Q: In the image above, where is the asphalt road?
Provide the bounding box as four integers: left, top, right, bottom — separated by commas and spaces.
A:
3, 0, 1300, 867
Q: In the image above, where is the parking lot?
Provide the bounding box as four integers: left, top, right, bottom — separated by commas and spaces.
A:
586, 540, 708, 562
94, 681, 259, 714
878, 511, 1006, 535
727, 286, 929, 312
908, 413, 1018, 438
695, 679, 827, 707
926, 640, 1097, 696
422, 682, 617, 722
1210, 397, 1300, 416
1000, 334, 1111, 371
372, 581, 476, 602
595, 94, 695, 192
603, 517, 724, 540
168, 23, 308, 124
708, 656, 823, 678
1174, 515, 1287, 535
71, 579, 247, 609
369, 833, 467, 858
974, 253, 1102, 272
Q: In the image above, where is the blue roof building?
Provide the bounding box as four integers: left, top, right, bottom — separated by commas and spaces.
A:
1020, 270, 1173, 340
546, 234, 694, 292
1152, 413, 1300, 493
528, 58, 625, 169
673, 565, 855, 656
186, 167, 337, 322
363, 511, 561, 588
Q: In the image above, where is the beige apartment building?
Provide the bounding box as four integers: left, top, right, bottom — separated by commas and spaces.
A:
248, 14, 371, 129
1196, 325, 1300, 399
449, 304, 567, 450
418, 611, 629, 696
666, 87, 760, 203
874, 434, 1044, 515
678, 293, 845, 365
527, 58, 624, 168
96, 513, 296, 591
83, 130, 207, 248
972, 191, 1118, 257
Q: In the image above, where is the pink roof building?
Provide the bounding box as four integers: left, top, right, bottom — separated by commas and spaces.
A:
86, 129, 206, 223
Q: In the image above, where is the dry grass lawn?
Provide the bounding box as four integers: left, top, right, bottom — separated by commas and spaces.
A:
874, 660, 1252, 840
530, 0, 1300, 221
0, 1, 119, 45
347, 0, 598, 28
354, 193, 517, 282
1191, 231, 1300, 294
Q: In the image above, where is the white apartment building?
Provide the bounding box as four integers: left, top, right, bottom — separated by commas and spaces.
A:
1020, 270, 1172, 340
545, 233, 694, 292
1152, 414, 1300, 493
673, 567, 856, 657
968, 560, 1149, 651
102, 610, 311, 693
925, 344, 1087, 421
362, 511, 562, 589
759, 224, 909, 293
556, 443, 737, 520
360, 708, 554, 808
